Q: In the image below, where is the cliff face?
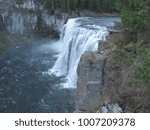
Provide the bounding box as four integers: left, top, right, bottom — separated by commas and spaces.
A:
76, 33, 123, 113
0, 0, 67, 35
0, 0, 68, 52
76, 31, 150, 113
76, 52, 105, 112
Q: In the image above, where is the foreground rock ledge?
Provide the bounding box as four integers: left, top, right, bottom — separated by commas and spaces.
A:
75, 34, 118, 113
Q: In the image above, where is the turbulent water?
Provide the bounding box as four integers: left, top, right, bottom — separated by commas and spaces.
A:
0, 38, 75, 113
0, 17, 120, 113
50, 17, 120, 88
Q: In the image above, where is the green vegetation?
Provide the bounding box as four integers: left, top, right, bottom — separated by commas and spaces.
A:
111, 0, 150, 111
116, 0, 150, 42
37, 0, 117, 14
115, 0, 150, 85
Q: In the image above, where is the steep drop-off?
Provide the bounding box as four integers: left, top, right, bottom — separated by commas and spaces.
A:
0, 0, 67, 34
76, 31, 150, 113
76, 33, 118, 112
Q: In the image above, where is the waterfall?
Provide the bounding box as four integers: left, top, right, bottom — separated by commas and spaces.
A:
49, 18, 109, 88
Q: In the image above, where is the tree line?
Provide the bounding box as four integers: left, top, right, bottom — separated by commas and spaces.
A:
116, 0, 150, 42
36, 0, 117, 14
116, 0, 150, 84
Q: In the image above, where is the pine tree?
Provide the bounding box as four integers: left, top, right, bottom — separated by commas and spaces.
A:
116, 0, 150, 42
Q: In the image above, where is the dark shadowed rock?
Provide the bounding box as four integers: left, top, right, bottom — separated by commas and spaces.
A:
76, 52, 106, 112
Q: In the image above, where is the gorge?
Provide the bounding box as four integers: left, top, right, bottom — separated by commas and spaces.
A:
0, 0, 122, 113
49, 17, 120, 88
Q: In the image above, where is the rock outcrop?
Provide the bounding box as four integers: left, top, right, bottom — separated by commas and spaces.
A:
76, 33, 121, 113
0, 0, 67, 35
76, 52, 105, 112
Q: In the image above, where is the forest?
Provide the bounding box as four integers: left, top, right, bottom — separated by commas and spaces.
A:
110, 0, 150, 112
116, 0, 150, 84
34, 0, 117, 13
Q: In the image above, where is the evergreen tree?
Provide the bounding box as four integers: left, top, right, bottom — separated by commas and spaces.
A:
116, 0, 150, 42
43, 0, 117, 14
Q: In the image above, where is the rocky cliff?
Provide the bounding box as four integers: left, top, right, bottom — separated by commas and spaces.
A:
0, 0, 69, 52
76, 33, 124, 113
0, 0, 67, 35
76, 29, 150, 113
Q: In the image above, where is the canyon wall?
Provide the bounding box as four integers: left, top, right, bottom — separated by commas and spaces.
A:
0, 0, 67, 35
76, 33, 123, 113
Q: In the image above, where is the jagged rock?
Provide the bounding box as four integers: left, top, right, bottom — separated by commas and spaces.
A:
98, 103, 122, 113
100, 106, 108, 113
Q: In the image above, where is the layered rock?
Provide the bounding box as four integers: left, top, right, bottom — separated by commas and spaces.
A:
76, 52, 105, 112
76, 33, 122, 113
0, 0, 67, 35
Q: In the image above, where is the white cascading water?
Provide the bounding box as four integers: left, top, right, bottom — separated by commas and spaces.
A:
49, 18, 109, 88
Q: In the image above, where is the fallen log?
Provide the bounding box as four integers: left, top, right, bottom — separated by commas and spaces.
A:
108, 29, 124, 33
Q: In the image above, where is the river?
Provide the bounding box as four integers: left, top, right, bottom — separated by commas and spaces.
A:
0, 17, 120, 113
0, 38, 76, 113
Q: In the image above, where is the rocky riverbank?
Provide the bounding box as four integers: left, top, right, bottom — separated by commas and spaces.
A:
76, 32, 126, 113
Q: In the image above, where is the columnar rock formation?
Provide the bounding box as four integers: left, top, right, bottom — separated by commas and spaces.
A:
0, 0, 67, 34
76, 34, 122, 113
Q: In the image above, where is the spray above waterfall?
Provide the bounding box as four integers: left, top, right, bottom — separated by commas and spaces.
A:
49, 17, 120, 88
